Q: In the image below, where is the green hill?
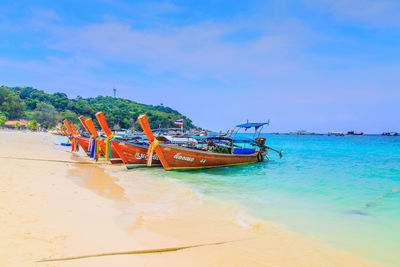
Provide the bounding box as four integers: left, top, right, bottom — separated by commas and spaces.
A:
0, 85, 197, 130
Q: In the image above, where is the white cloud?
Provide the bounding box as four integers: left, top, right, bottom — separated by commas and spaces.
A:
1, 1, 399, 131
45, 18, 314, 82
304, 0, 400, 27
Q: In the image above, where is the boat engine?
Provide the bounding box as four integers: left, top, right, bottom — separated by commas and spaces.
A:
255, 137, 266, 146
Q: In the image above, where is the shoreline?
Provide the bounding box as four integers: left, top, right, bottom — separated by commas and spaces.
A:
0, 131, 380, 266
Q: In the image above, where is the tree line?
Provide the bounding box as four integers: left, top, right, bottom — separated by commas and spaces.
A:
0, 86, 197, 130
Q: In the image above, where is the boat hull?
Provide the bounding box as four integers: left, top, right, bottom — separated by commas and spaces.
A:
98, 141, 123, 164
75, 136, 90, 154
115, 140, 161, 168
154, 143, 266, 170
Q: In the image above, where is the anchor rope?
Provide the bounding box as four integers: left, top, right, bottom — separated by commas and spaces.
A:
37, 237, 255, 262
0, 156, 106, 165
363, 189, 398, 209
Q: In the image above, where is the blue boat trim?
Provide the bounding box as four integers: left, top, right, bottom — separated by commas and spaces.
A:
115, 139, 149, 149
160, 143, 259, 157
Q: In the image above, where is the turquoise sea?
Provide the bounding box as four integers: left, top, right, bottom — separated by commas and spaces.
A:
152, 134, 400, 266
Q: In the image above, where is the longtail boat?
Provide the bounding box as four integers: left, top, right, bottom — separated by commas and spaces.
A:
88, 114, 126, 165
62, 119, 82, 152
83, 118, 104, 160
95, 112, 160, 168
69, 119, 91, 154
61, 127, 69, 137
84, 118, 122, 164
138, 114, 280, 170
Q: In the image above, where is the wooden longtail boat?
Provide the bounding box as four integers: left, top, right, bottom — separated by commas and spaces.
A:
116, 140, 162, 168
138, 115, 270, 170
85, 118, 123, 164
72, 115, 95, 155
71, 121, 91, 154
84, 118, 104, 159
90, 113, 127, 165
61, 127, 69, 137
62, 119, 89, 153
53, 129, 66, 136
95, 112, 159, 168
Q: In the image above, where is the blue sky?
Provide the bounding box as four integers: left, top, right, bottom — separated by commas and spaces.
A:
1, 0, 399, 133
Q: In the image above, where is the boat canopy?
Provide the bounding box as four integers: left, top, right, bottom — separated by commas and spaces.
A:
233, 120, 269, 138
206, 136, 257, 144
236, 122, 268, 130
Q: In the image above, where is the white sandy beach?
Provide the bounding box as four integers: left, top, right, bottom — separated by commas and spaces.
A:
0, 131, 380, 266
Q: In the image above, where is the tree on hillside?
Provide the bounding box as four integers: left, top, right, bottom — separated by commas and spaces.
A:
0, 86, 25, 119
6, 86, 198, 129
31, 102, 59, 129
122, 118, 130, 129
60, 110, 79, 125
27, 120, 39, 131
0, 111, 6, 126
113, 123, 120, 131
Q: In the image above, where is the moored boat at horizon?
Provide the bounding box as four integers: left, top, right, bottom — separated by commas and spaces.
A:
382, 132, 398, 136
138, 114, 281, 170
288, 130, 315, 135
347, 131, 364, 136
328, 132, 345, 136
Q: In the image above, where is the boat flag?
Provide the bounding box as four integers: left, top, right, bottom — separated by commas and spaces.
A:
174, 118, 183, 132
174, 118, 183, 126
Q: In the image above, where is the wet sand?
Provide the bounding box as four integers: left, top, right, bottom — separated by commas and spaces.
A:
0, 131, 380, 266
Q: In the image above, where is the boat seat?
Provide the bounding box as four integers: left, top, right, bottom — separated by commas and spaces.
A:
208, 145, 231, 154
233, 148, 255, 154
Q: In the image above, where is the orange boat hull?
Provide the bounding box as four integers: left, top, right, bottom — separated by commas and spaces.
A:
75, 136, 90, 154
154, 143, 266, 170
115, 140, 161, 168
98, 140, 123, 164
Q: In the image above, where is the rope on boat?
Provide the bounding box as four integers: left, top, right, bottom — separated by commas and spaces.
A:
0, 156, 105, 165
90, 136, 103, 161
37, 237, 255, 262
147, 139, 159, 167
104, 134, 116, 162
71, 137, 79, 152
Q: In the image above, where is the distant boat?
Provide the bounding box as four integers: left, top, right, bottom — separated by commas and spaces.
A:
382, 132, 398, 136
328, 132, 344, 136
347, 131, 364, 136
288, 130, 315, 135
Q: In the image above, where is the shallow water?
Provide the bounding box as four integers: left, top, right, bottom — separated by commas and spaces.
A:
147, 135, 400, 266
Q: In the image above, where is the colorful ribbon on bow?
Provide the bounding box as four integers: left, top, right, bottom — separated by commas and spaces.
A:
147, 139, 159, 166
71, 137, 79, 152
88, 137, 93, 152
90, 136, 103, 161
104, 134, 116, 162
